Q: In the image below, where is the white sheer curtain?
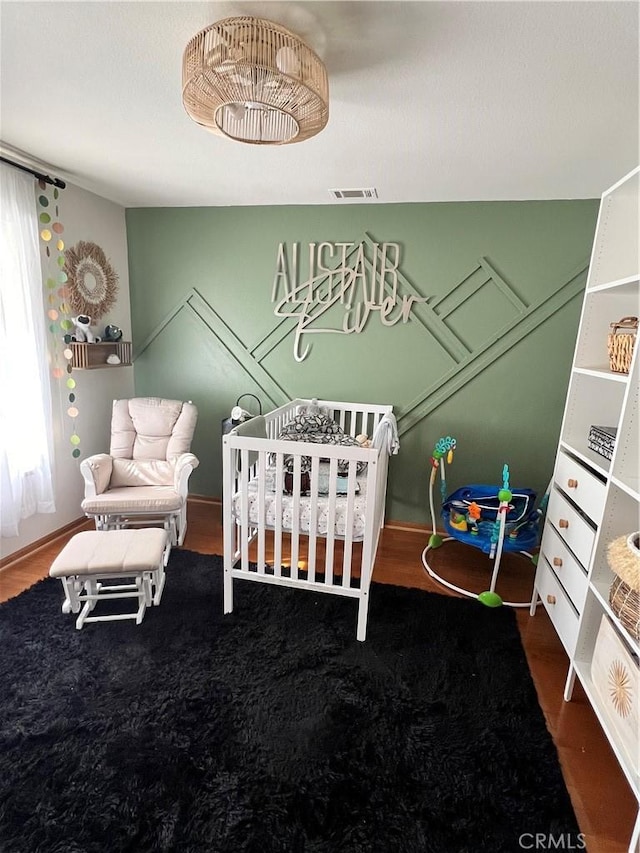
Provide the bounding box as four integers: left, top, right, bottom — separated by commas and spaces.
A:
0, 164, 55, 537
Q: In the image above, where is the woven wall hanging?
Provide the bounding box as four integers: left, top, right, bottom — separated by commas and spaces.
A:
64, 240, 119, 320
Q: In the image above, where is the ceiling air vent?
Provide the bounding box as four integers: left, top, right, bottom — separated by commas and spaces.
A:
329, 187, 378, 200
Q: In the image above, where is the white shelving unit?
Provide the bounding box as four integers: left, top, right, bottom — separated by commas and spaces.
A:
531, 166, 640, 853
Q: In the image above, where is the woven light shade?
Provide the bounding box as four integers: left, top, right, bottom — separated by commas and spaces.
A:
182, 16, 329, 145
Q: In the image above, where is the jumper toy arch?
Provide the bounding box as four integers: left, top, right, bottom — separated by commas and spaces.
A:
421, 436, 547, 608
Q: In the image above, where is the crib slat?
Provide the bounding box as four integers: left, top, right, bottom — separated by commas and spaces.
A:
357, 455, 381, 640
350, 411, 360, 438
345, 409, 354, 436
257, 451, 266, 574
361, 411, 371, 440
342, 459, 357, 587
324, 457, 338, 585
354, 411, 362, 438
240, 448, 250, 572
363, 455, 381, 581
222, 437, 234, 613
290, 455, 301, 581
360, 410, 368, 437
274, 453, 284, 578
307, 456, 320, 583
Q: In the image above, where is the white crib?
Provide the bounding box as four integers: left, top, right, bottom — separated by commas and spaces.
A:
222, 398, 394, 641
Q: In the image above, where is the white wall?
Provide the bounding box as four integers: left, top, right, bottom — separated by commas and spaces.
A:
0, 181, 135, 560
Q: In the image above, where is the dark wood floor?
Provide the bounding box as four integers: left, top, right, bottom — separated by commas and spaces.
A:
0, 498, 636, 853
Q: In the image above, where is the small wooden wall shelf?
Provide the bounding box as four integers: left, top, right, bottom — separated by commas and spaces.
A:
70, 341, 132, 370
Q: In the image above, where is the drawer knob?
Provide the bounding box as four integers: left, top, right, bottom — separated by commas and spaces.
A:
553, 557, 563, 567
567, 478, 578, 489
547, 594, 556, 605
559, 519, 569, 529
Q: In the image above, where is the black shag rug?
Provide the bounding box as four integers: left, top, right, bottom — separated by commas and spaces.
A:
0, 550, 580, 853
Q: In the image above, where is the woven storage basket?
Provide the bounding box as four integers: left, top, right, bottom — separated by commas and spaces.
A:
607, 532, 640, 640
609, 576, 640, 640
607, 316, 637, 374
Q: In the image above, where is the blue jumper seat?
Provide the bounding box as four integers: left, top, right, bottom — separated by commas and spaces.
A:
441, 484, 540, 555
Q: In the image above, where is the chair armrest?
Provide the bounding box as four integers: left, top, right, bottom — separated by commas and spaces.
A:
80, 454, 113, 497
174, 453, 199, 496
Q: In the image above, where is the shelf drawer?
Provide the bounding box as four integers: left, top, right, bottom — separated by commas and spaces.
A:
539, 524, 588, 613
534, 559, 580, 657
555, 450, 606, 525
547, 488, 596, 569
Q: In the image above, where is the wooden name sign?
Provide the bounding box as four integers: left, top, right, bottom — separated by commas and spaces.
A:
272, 240, 429, 361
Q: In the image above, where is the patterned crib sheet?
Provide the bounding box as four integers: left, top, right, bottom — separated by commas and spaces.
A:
232, 468, 369, 541
263, 464, 359, 495
278, 410, 367, 474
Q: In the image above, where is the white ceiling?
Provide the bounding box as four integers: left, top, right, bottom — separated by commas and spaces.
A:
1, 1, 638, 207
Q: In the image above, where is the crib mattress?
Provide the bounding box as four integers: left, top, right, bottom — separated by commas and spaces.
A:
232, 469, 369, 540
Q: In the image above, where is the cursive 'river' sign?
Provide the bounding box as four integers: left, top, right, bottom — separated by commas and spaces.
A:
271, 240, 429, 362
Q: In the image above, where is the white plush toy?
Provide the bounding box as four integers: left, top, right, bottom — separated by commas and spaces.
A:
73, 315, 101, 343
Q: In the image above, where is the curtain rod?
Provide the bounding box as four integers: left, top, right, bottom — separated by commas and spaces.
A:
0, 155, 66, 189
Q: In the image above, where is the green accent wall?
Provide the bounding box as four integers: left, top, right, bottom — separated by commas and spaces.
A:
125, 200, 598, 524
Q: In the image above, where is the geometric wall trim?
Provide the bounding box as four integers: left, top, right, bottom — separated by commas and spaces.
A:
397, 257, 589, 434
134, 255, 588, 438
135, 287, 288, 413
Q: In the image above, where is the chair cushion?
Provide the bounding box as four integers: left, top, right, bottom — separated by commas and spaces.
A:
49, 529, 167, 577
110, 458, 174, 488
110, 398, 197, 462
81, 486, 183, 515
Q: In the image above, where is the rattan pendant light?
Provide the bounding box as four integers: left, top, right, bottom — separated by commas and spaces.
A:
182, 16, 329, 145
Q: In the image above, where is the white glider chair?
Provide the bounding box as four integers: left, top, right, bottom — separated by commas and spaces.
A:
80, 398, 199, 560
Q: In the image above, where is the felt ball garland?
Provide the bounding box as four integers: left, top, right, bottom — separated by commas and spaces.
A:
38, 182, 81, 458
